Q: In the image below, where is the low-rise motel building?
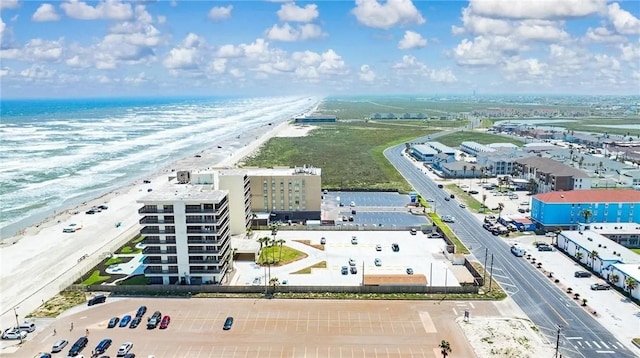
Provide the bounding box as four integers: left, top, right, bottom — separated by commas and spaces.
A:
557, 228, 640, 300
530, 189, 640, 231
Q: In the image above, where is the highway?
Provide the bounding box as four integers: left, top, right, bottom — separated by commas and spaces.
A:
384, 131, 634, 358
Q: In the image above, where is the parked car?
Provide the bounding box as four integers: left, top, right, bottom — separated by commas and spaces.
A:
35, 353, 52, 358
444, 197, 450, 201
406, 268, 414, 275
159, 316, 171, 329
469, 190, 479, 194
375, 244, 382, 251
538, 246, 553, 252
123, 354, 136, 358
117, 342, 133, 357
320, 237, 326, 245
51, 339, 69, 353
68, 336, 88, 356
348, 258, 356, 266
351, 236, 358, 244
135, 306, 147, 318
87, 294, 106, 306
590, 283, 611, 290
459, 203, 466, 208
450, 194, 455, 199
107, 317, 120, 328
350, 266, 357, 274
95, 339, 112, 354
119, 315, 131, 327
129, 317, 141, 329
223, 317, 234, 330
374, 258, 382, 266
1, 328, 27, 340
341, 266, 348, 275
147, 311, 162, 329
391, 243, 400, 252
437, 184, 444, 188
16, 321, 36, 333
410, 228, 417, 235
574, 271, 592, 278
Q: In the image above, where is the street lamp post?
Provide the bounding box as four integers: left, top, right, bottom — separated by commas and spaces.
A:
13, 306, 23, 344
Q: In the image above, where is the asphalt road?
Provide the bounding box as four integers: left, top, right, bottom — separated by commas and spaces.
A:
384, 131, 635, 358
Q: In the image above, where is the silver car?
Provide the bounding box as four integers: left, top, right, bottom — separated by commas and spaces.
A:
52, 339, 69, 353
374, 258, 382, 266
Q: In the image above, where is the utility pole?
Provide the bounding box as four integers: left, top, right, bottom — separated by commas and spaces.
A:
555, 325, 562, 358
488, 254, 494, 291
13, 306, 23, 344
482, 248, 488, 284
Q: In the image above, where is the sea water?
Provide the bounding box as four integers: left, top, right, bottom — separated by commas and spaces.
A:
0, 96, 321, 238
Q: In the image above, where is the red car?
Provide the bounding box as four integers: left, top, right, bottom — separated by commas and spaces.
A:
159, 315, 170, 329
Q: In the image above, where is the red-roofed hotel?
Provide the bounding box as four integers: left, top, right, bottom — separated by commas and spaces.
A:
530, 189, 640, 230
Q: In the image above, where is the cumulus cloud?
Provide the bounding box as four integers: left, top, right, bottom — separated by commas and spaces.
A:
163, 33, 206, 70
503, 57, 548, 82
277, 2, 319, 22
23, 38, 64, 62
19, 65, 56, 81
208, 5, 232, 21
352, 0, 425, 29
124, 72, 147, 84
0, 0, 19, 10
392, 55, 457, 83
398, 30, 427, 50
32, 4, 60, 22
584, 27, 627, 43
467, 0, 606, 20
359, 64, 376, 82
513, 20, 569, 42
451, 7, 512, 36
618, 42, 640, 62
607, 3, 640, 35
61, 0, 133, 21
266, 23, 324, 42
452, 35, 520, 66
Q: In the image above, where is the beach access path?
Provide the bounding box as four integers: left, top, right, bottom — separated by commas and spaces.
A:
0, 118, 295, 330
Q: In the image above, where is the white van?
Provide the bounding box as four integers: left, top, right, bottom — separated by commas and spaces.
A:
17, 321, 36, 333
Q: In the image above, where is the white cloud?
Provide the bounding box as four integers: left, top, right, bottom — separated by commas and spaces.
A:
65, 55, 90, 68
352, 0, 425, 29
32, 4, 60, 22
317, 49, 348, 75
607, 3, 640, 35
207, 58, 227, 74
452, 36, 520, 66
429, 68, 457, 83
157, 15, 166, 24
0, 0, 19, 10
513, 20, 569, 42
392, 55, 457, 83
0, 17, 5, 36
503, 57, 548, 82
19, 65, 56, 81
398, 30, 427, 50
277, 3, 319, 22
618, 42, 640, 62
290, 49, 348, 81
61, 0, 133, 21
163, 33, 206, 70
266, 23, 325, 42
451, 7, 512, 36
208, 5, 233, 21
217, 44, 243, 58
228, 68, 243, 78
0, 67, 11, 77
23, 38, 64, 62
359, 64, 376, 82
468, 0, 606, 20
584, 27, 627, 43
124, 72, 147, 84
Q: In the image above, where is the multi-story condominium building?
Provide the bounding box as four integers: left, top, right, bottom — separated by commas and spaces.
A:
425, 141, 456, 158
247, 166, 321, 221
579, 222, 640, 248
190, 170, 251, 236
460, 141, 496, 157
409, 144, 438, 163
476, 151, 533, 176
530, 189, 640, 230
557, 229, 640, 300
514, 156, 591, 193
139, 186, 231, 285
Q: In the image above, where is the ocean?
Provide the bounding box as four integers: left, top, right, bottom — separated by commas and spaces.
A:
0, 96, 321, 238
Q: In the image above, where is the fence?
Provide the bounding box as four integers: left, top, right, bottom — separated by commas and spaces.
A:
83, 284, 478, 295
254, 225, 425, 232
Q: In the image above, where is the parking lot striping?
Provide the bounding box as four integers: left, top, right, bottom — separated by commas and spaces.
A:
566, 336, 583, 340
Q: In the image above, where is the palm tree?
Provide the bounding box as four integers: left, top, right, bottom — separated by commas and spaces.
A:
497, 202, 504, 218
527, 178, 538, 194
581, 209, 593, 223
578, 156, 584, 168
481, 194, 487, 209
470, 165, 476, 187
269, 277, 280, 293
276, 238, 286, 261
462, 165, 467, 183
257, 236, 270, 251
590, 250, 599, 268
439, 340, 452, 358
610, 274, 620, 284
625, 277, 638, 296
575, 251, 584, 262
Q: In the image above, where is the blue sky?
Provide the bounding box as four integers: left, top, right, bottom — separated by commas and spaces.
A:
0, 0, 639, 98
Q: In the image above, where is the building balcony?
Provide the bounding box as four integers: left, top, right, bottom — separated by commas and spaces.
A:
139, 217, 175, 225
188, 258, 223, 265
189, 268, 223, 274
141, 227, 176, 235
186, 228, 220, 234
185, 216, 218, 224
186, 237, 221, 244
138, 207, 174, 214
188, 248, 221, 254
142, 238, 177, 245
143, 247, 177, 255
144, 266, 179, 275
143, 257, 178, 265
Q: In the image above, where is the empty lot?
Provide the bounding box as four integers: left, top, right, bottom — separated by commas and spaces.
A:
10, 298, 488, 358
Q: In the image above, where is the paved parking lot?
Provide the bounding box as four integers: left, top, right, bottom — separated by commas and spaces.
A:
325, 192, 412, 207
9, 298, 488, 358
336, 211, 429, 226
232, 231, 457, 287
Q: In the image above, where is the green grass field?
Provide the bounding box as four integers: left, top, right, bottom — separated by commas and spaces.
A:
445, 184, 494, 213
242, 122, 438, 191
82, 270, 110, 285
435, 131, 524, 147
258, 245, 307, 266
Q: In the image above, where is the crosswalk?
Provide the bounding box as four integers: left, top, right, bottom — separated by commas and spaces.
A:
566, 337, 627, 353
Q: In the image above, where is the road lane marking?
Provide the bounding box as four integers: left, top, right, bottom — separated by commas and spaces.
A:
566, 337, 583, 340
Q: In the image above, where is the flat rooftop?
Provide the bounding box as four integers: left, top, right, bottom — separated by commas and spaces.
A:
412, 145, 438, 155
243, 166, 321, 176
560, 230, 639, 264
584, 222, 640, 235
138, 183, 228, 203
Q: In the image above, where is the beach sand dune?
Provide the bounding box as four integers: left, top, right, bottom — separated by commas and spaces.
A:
0, 119, 294, 328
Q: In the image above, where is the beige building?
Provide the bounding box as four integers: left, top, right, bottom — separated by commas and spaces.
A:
245, 166, 322, 222
139, 185, 231, 285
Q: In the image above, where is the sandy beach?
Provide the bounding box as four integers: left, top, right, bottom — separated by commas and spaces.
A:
0, 118, 300, 328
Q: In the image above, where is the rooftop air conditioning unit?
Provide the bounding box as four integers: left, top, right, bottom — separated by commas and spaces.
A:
177, 170, 191, 184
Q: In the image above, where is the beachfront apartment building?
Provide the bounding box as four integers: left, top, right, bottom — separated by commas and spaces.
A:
513, 156, 591, 193
139, 186, 231, 285
557, 229, 640, 300
579, 222, 640, 248
190, 170, 251, 236
246, 166, 321, 222
530, 189, 640, 231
